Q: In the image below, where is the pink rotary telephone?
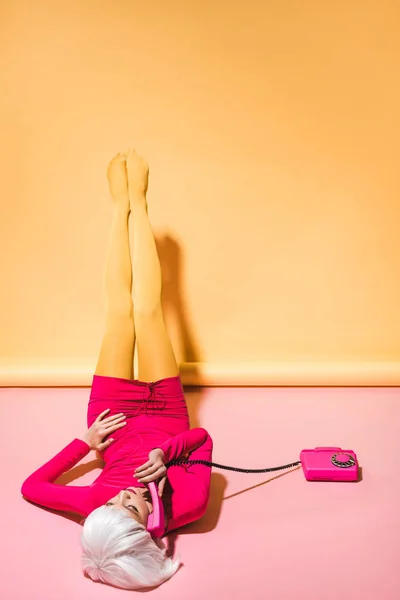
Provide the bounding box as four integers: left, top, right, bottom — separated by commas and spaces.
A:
300, 447, 358, 481
146, 481, 166, 537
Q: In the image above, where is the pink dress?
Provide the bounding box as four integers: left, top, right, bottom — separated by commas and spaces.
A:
21, 375, 213, 532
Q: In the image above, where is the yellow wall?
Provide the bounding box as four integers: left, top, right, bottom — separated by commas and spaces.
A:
1, 1, 400, 385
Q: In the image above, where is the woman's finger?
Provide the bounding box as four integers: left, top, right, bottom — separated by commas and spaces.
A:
136, 466, 159, 479
137, 467, 166, 483
158, 476, 167, 497
108, 421, 127, 432
97, 422, 126, 438
98, 438, 114, 451
101, 413, 125, 424
135, 463, 161, 478
99, 423, 126, 438
95, 409, 110, 422
134, 460, 153, 474
103, 417, 126, 429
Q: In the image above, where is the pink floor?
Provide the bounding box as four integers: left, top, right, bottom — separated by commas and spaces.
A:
1, 386, 399, 599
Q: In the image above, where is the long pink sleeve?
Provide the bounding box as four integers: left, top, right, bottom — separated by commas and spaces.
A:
21, 439, 93, 515
158, 427, 211, 462
159, 428, 214, 532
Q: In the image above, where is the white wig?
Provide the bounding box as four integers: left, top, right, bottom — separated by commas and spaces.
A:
81, 506, 180, 590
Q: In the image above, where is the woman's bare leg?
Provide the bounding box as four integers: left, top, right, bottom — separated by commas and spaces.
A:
94, 153, 135, 379
127, 149, 179, 382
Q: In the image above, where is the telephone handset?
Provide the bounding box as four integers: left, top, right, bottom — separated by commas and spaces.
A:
146, 481, 166, 538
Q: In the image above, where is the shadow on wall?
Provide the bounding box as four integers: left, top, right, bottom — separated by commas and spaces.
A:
155, 232, 205, 430
155, 233, 203, 402
156, 233, 228, 534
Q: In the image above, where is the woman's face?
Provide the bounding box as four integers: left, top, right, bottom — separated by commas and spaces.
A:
105, 488, 153, 527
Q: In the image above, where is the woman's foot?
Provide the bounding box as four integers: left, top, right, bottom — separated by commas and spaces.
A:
126, 148, 149, 208
107, 152, 130, 211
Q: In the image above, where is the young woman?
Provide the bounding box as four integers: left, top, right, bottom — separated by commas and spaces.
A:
21, 149, 213, 590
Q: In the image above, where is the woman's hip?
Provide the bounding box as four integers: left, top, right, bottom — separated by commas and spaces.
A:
87, 374, 190, 433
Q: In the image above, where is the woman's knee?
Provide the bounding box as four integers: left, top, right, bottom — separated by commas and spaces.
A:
133, 301, 163, 322
105, 304, 135, 325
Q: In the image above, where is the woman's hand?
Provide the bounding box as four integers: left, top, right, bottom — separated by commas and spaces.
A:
83, 409, 126, 452
134, 448, 167, 496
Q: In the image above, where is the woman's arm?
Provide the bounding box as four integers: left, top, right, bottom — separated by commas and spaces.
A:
158, 427, 212, 463
134, 427, 212, 495
134, 427, 213, 528
164, 430, 214, 531
21, 439, 93, 514
21, 409, 127, 515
